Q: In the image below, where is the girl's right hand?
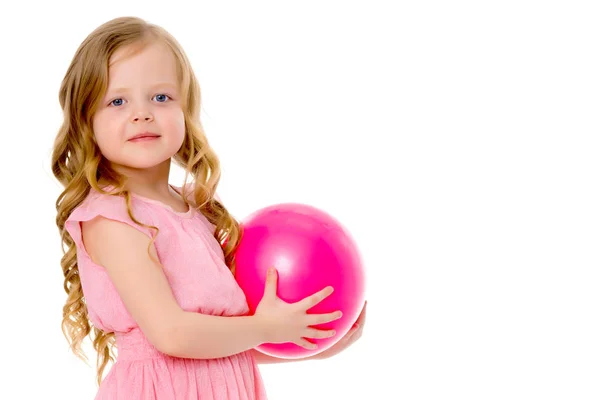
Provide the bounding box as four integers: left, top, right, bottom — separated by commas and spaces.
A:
253, 267, 343, 350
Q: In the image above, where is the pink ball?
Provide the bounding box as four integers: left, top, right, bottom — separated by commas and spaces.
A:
234, 203, 366, 359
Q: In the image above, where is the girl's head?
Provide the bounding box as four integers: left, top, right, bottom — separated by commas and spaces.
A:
93, 40, 186, 172
54, 16, 207, 185
52, 16, 241, 385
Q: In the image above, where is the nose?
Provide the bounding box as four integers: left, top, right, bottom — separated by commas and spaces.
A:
132, 110, 154, 123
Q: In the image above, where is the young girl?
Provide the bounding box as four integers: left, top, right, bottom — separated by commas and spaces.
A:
51, 16, 366, 399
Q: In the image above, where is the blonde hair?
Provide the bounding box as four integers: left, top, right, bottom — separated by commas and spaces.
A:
51, 16, 241, 386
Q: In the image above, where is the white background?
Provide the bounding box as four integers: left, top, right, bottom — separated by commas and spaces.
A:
0, 1, 599, 399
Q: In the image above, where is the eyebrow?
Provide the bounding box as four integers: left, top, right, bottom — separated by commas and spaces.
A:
106, 82, 178, 94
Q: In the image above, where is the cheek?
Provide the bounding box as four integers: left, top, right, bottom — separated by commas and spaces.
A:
92, 113, 120, 155
168, 110, 186, 140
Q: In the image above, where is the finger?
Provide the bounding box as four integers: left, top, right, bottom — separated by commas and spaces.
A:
303, 327, 337, 340
353, 330, 363, 341
355, 302, 367, 325
349, 322, 364, 339
295, 338, 318, 350
347, 330, 362, 344
348, 325, 360, 337
262, 267, 278, 299
309, 310, 343, 325
297, 286, 334, 309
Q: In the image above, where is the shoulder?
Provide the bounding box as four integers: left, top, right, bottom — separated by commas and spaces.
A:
65, 187, 156, 245
70, 187, 125, 218
81, 212, 158, 267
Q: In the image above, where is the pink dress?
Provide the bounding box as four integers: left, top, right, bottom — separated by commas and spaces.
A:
64, 185, 268, 399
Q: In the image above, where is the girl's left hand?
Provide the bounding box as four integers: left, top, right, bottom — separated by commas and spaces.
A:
313, 300, 367, 360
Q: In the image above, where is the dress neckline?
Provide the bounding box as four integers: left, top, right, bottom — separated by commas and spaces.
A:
129, 184, 195, 219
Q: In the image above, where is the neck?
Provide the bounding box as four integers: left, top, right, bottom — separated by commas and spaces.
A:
113, 159, 173, 198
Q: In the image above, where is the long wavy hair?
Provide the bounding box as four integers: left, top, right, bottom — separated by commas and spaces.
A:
51, 16, 242, 386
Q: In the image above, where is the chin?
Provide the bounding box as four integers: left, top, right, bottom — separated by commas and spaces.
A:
117, 155, 175, 170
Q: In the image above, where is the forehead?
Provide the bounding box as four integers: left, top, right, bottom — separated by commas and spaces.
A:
106, 42, 178, 89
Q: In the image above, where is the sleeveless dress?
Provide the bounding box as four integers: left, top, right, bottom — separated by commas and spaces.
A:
64, 184, 268, 400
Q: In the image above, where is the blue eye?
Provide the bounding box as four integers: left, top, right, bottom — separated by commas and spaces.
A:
154, 94, 170, 102
110, 98, 124, 107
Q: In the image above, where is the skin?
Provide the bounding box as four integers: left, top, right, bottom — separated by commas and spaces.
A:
90, 41, 366, 363
93, 41, 187, 210
253, 301, 367, 364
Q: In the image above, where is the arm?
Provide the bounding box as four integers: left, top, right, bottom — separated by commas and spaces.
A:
82, 216, 266, 359
250, 349, 323, 364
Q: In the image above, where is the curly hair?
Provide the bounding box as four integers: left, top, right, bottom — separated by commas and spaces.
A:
50, 16, 242, 387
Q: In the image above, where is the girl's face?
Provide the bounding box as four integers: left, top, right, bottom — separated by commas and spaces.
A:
92, 42, 185, 171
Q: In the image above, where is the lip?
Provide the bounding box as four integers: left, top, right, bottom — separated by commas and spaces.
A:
128, 132, 161, 141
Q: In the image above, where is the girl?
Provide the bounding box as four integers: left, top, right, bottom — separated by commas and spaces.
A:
51, 16, 366, 400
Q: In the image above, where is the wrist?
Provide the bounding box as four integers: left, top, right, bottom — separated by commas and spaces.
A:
249, 314, 270, 345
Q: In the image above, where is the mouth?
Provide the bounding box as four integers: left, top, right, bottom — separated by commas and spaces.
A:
128, 133, 161, 142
